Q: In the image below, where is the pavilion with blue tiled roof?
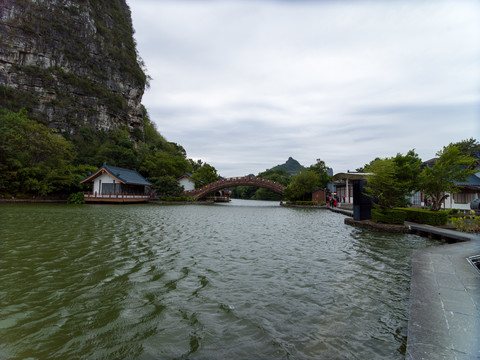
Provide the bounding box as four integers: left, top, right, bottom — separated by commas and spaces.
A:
421, 158, 480, 209
80, 163, 152, 203
449, 168, 480, 208
456, 172, 480, 188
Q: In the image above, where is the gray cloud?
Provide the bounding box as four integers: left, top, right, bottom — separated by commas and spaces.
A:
129, 0, 480, 177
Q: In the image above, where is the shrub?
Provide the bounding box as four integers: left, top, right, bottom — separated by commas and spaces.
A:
284, 201, 324, 206
295, 201, 318, 206
450, 216, 480, 233
447, 208, 460, 215
371, 208, 406, 224
67, 192, 85, 204
160, 195, 194, 202
396, 208, 448, 226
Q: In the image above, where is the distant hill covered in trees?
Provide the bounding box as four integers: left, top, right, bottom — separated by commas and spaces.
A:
269, 157, 305, 175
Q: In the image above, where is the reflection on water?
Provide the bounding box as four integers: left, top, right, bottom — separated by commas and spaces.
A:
0, 200, 440, 359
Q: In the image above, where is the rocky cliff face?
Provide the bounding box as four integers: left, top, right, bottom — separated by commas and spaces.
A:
0, 0, 146, 134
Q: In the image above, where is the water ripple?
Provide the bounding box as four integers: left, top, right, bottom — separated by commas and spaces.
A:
0, 202, 441, 359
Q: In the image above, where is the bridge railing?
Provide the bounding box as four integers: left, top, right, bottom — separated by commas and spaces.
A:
182, 176, 284, 199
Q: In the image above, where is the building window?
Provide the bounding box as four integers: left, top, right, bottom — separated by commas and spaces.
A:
454, 192, 477, 204
409, 191, 422, 206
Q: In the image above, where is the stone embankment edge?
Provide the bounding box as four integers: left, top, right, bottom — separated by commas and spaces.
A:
0, 199, 218, 205
0, 199, 67, 203
405, 239, 480, 359
150, 200, 214, 205
334, 208, 480, 359
280, 203, 354, 211
280, 204, 327, 209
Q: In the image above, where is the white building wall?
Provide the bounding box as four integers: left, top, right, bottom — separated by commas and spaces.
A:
179, 177, 195, 191
444, 192, 472, 211
93, 173, 118, 195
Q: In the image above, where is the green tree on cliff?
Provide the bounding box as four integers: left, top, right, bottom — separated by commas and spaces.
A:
0, 108, 94, 196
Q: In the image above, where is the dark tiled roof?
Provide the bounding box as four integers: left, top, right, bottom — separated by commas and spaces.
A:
177, 172, 203, 183
177, 172, 193, 180
456, 173, 480, 186
104, 165, 152, 186
80, 164, 152, 186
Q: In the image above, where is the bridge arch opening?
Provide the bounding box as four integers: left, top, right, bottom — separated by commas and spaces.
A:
182, 176, 285, 200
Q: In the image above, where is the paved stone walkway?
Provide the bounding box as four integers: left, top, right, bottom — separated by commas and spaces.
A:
406, 233, 480, 360
333, 208, 480, 359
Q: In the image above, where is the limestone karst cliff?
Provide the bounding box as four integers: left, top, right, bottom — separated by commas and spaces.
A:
0, 0, 147, 134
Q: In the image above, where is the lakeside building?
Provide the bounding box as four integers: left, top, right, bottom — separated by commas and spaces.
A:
332, 172, 373, 204
412, 158, 480, 210
448, 171, 480, 209
312, 188, 326, 203
176, 173, 197, 191
332, 164, 480, 210
80, 163, 152, 203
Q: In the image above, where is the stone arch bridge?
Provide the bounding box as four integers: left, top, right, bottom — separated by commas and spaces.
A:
182, 176, 285, 200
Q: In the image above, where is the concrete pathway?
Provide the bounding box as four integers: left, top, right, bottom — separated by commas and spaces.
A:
406, 232, 480, 360
328, 207, 354, 217
332, 208, 480, 359
406, 221, 479, 243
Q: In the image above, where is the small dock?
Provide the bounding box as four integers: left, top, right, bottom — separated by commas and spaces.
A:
406, 221, 477, 243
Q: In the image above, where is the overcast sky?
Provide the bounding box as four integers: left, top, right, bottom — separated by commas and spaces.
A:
128, 0, 479, 177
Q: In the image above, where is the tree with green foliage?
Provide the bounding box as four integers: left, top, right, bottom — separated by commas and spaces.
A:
188, 159, 203, 172
142, 109, 167, 148
230, 170, 292, 200
73, 106, 195, 182
258, 169, 292, 186
67, 192, 86, 204
364, 150, 422, 209
0, 107, 96, 196
284, 170, 322, 201
451, 138, 480, 158
0, 106, 206, 198
248, 169, 292, 200
250, 187, 278, 200
307, 158, 332, 188
419, 144, 477, 211
72, 106, 190, 174
363, 158, 395, 209
95, 128, 137, 169
391, 149, 422, 199
140, 152, 189, 179
230, 184, 257, 200
192, 164, 219, 187
356, 158, 381, 173
150, 176, 184, 196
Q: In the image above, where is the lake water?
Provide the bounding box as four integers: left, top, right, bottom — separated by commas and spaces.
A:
0, 200, 440, 359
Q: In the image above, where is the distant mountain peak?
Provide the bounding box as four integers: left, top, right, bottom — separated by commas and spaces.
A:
270, 157, 305, 175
